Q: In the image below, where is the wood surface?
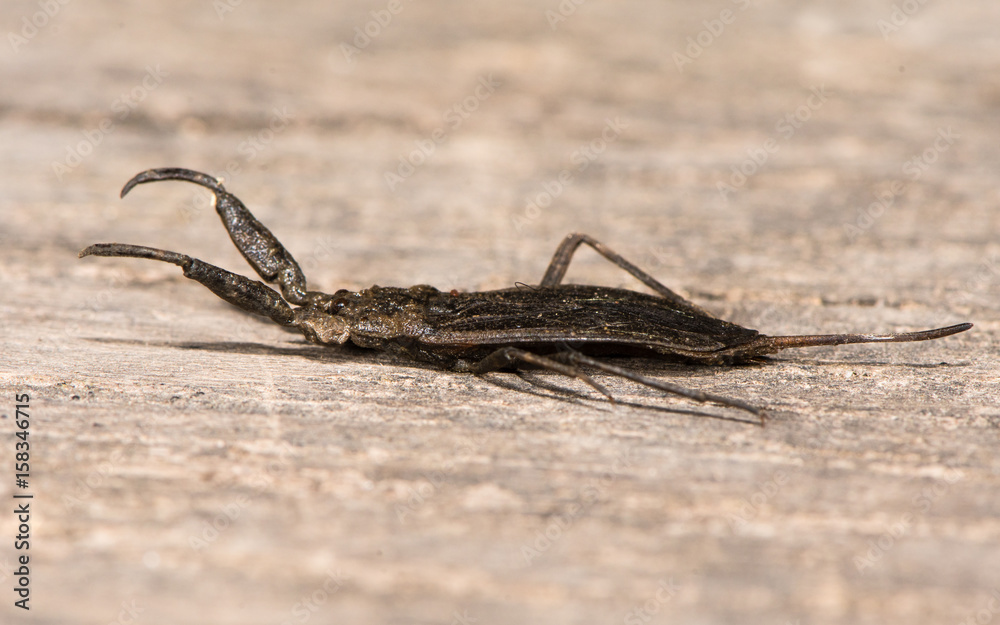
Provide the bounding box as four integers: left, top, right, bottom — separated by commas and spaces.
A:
1, 1, 999, 624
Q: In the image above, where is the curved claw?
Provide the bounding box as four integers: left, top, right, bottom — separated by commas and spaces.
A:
120, 168, 226, 198
116, 166, 313, 305
79, 243, 189, 266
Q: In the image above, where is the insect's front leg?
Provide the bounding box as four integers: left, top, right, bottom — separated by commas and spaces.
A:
80, 243, 297, 326
120, 168, 321, 307
80, 242, 351, 344
541, 233, 710, 315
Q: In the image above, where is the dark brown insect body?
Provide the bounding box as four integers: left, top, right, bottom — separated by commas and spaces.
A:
81, 168, 972, 422
336, 284, 759, 364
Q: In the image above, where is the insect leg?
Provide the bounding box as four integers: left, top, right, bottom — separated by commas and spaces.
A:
549, 349, 765, 422
79, 243, 296, 327
119, 168, 315, 306
541, 233, 708, 314
467, 347, 614, 399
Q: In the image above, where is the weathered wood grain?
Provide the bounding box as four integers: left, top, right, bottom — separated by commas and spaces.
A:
1, 1, 999, 623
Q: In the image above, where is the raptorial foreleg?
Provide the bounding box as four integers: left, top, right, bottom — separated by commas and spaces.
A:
79, 243, 296, 326
120, 168, 321, 306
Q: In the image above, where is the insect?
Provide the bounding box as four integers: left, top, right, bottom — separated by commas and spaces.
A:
80, 168, 972, 423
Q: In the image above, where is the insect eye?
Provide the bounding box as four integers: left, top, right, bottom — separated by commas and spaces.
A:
324, 290, 353, 313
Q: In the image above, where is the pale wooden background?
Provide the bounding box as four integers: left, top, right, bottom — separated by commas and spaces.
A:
1, 1, 999, 624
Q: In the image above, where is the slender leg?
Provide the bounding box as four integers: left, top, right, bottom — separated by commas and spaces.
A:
79, 243, 296, 326
468, 345, 763, 422
541, 233, 710, 315
468, 347, 613, 399
120, 168, 315, 305
548, 349, 764, 423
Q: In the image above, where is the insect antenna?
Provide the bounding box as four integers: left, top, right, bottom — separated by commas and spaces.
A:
763, 322, 972, 350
